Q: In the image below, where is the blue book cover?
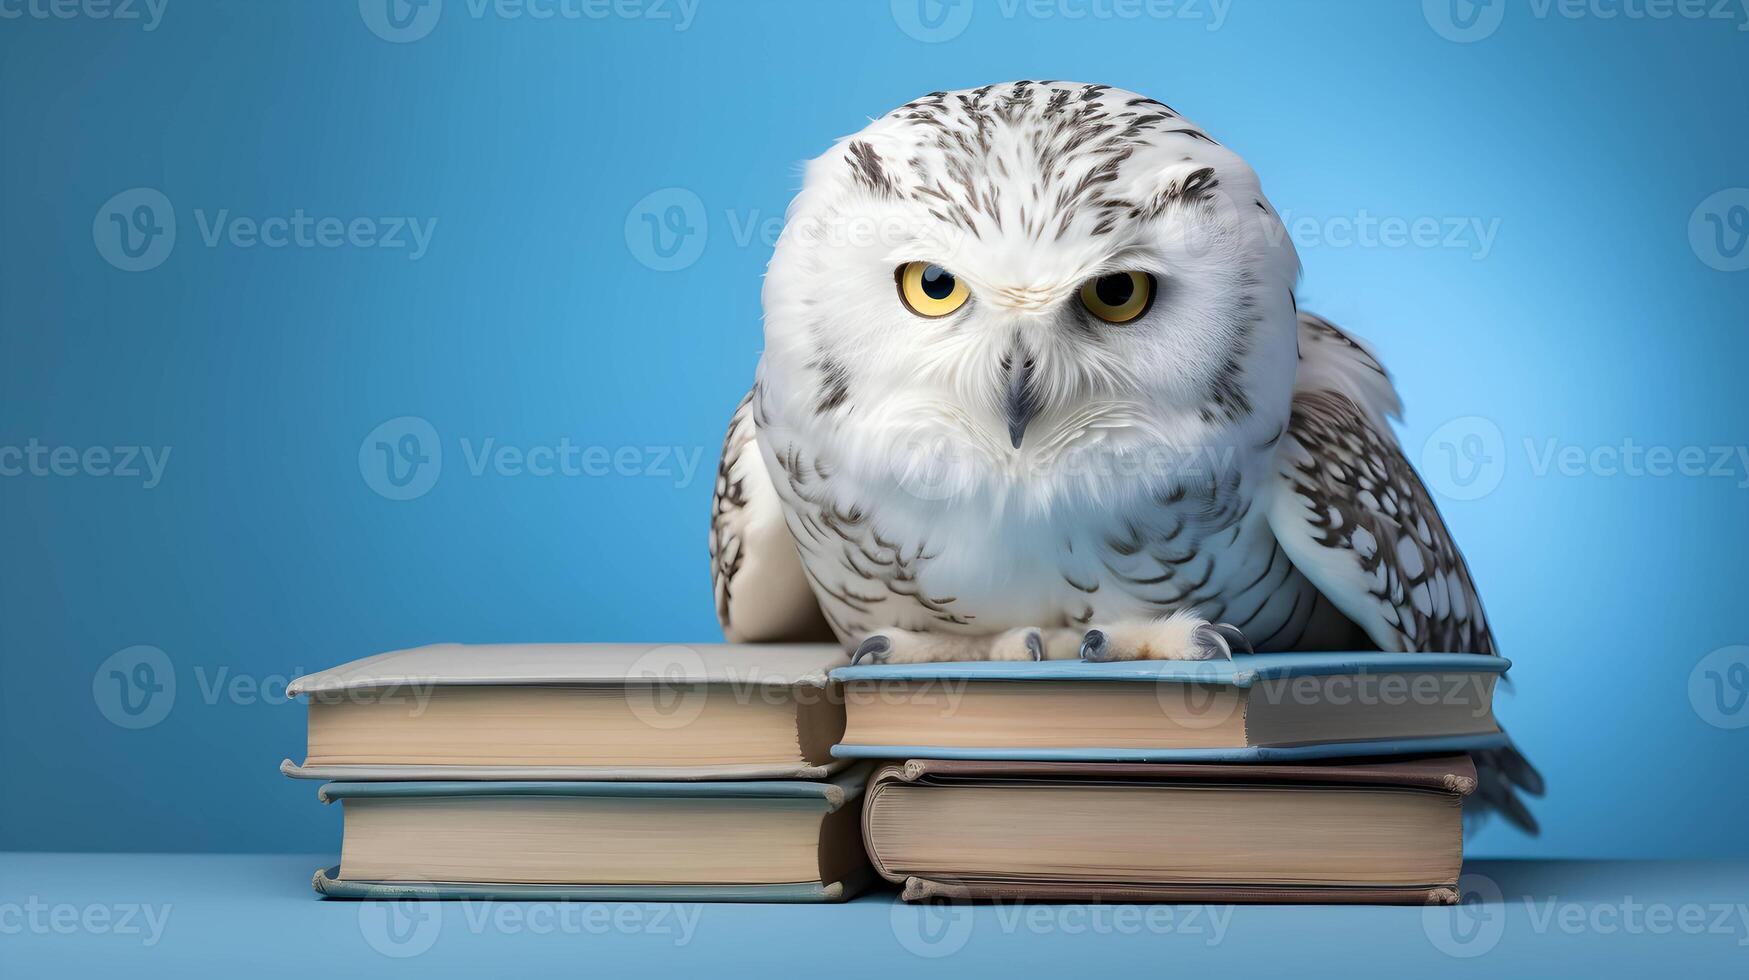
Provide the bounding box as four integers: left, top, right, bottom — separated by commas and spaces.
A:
831, 651, 1510, 763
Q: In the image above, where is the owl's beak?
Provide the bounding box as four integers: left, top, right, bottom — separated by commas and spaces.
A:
1003, 351, 1038, 450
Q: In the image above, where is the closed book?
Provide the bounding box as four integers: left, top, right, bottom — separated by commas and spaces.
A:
862, 756, 1475, 904
281, 642, 850, 781
832, 651, 1508, 762
312, 765, 873, 902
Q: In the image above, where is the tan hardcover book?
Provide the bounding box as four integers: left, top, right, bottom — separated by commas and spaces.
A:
280, 642, 850, 780
862, 756, 1476, 904
311, 765, 873, 902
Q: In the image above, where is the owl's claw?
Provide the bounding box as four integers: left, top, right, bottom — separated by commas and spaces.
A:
851, 635, 891, 665
1078, 614, 1241, 661
1200, 622, 1253, 656
1079, 629, 1111, 662
1189, 623, 1240, 661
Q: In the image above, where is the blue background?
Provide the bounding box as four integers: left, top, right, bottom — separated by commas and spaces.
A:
2, 0, 1746, 861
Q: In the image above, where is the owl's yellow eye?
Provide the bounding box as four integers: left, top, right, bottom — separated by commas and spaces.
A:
1079, 271, 1155, 324
896, 262, 970, 318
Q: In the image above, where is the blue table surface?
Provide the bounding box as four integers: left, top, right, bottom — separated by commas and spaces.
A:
3, 854, 1746, 977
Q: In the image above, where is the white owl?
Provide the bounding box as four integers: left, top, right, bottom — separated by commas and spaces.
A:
709, 82, 1541, 828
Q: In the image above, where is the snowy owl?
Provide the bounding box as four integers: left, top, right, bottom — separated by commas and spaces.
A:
708, 81, 1541, 827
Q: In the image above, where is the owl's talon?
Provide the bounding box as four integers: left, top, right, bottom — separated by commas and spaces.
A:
851, 635, 891, 665
1190, 624, 1238, 661
1202, 622, 1251, 656
1079, 629, 1111, 662
1024, 630, 1044, 662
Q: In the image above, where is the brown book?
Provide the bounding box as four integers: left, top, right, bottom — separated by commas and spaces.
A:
862, 756, 1476, 905
280, 642, 850, 781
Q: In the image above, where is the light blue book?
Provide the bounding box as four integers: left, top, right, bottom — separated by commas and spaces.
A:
311, 765, 873, 903
831, 651, 1510, 762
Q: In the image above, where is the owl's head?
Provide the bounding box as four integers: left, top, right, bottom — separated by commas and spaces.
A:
761, 82, 1301, 511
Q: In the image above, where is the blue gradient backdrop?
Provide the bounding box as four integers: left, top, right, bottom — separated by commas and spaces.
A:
2, 0, 1746, 858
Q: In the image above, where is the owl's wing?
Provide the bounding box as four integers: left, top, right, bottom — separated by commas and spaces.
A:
1261, 312, 1543, 830
709, 390, 834, 643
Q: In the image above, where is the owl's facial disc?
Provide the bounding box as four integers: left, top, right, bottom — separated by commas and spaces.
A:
761, 82, 1304, 497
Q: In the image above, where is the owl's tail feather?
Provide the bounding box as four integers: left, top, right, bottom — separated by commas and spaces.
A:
1467, 740, 1545, 836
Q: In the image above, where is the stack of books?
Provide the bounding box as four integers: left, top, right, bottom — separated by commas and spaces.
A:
282, 643, 872, 902
285, 645, 1509, 904
832, 652, 1509, 905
